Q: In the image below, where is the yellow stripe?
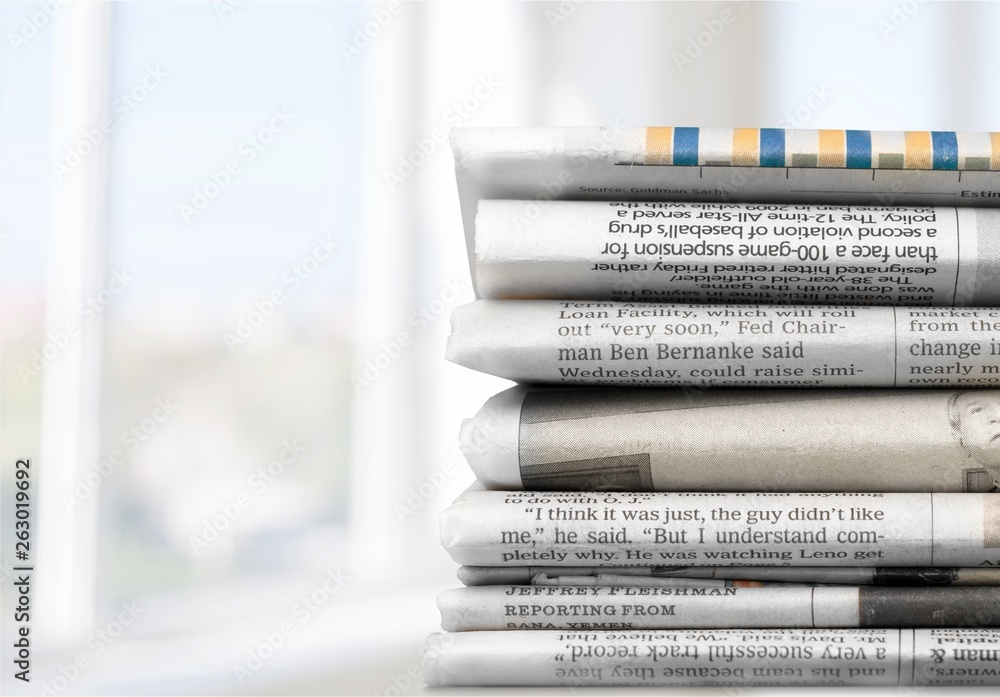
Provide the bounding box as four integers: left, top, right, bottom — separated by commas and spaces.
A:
818, 130, 845, 167
992, 133, 1000, 170
731, 128, 759, 166
645, 127, 672, 165
905, 131, 932, 169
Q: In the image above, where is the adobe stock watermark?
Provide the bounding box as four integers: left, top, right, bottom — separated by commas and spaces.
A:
63, 398, 180, 512
52, 65, 167, 181
6, 0, 66, 54
384, 75, 501, 192
18, 269, 135, 384
376, 662, 423, 697
776, 85, 833, 128
507, 169, 575, 233
223, 235, 339, 351
546, 0, 584, 30
395, 406, 504, 522
352, 278, 465, 393
878, 1, 924, 39
501, 120, 609, 230
232, 567, 348, 684
214, 0, 243, 21
384, 633, 454, 697
179, 107, 294, 224
38, 600, 145, 696
188, 439, 306, 554
476, 116, 610, 231
672, 1, 749, 73
340, 0, 403, 63
394, 449, 460, 523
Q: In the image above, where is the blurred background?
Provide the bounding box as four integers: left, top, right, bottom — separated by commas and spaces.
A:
2, 1, 999, 695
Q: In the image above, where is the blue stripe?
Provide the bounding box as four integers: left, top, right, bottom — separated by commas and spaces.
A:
845, 130, 871, 169
760, 128, 785, 167
673, 127, 699, 166
931, 131, 958, 170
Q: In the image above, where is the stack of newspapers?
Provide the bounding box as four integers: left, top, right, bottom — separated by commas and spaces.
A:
424, 127, 1000, 688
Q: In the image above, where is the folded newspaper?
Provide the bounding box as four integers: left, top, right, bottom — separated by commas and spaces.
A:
452, 127, 1000, 293
439, 126, 1000, 690
461, 386, 1000, 492
447, 300, 1000, 387
457, 565, 1000, 587
437, 585, 1000, 630
440, 488, 1000, 567
423, 628, 1000, 687
474, 200, 1000, 306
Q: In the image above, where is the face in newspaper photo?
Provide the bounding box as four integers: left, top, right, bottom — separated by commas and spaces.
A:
950, 391, 1000, 492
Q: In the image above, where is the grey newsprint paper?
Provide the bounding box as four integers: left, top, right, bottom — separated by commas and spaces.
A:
447, 300, 1000, 387
461, 386, 1000, 492
457, 565, 1000, 587
528, 574, 815, 588
475, 200, 1000, 306
422, 628, 1000, 687
440, 488, 1000, 567
437, 585, 1000, 631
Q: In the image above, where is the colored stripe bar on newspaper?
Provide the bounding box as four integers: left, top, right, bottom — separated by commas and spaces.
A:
643, 128, 999, 170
